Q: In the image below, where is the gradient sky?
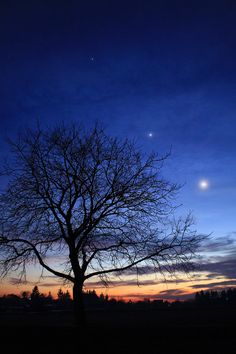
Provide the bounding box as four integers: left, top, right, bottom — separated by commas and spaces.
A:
0, 0, 236, 300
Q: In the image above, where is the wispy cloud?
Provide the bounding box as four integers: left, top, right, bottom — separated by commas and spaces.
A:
85, 279, 158, 289
200, 233, 236, 253
119, 289, 193, 301
9, 277, 62, 288
191, 279, 236, 289
198, 258, 236, 279
85, 276, 195, 289
39, 282, 63, 288
158, 289, 192, 300
9, 277, 31, 285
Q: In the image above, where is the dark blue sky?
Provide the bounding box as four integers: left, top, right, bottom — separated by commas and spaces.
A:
0, 1, 236, 239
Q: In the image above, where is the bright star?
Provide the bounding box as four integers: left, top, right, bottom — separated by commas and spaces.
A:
198, 179, 210, 190
148, 132, 153, 138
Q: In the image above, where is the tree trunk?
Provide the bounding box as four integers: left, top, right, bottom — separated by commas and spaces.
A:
73, 281, 86, 327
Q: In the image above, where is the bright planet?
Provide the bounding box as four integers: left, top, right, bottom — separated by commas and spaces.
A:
198, 179, 210, 190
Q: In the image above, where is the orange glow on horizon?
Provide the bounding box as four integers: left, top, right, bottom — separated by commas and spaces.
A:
1, 274, 235, 301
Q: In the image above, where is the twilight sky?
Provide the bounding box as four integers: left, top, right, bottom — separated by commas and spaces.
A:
0, 0, 236, 300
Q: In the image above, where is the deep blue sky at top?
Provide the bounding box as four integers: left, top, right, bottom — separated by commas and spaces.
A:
0, 0, 235, 237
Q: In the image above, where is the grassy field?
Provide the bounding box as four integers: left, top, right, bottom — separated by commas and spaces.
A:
1, 307, 236, 354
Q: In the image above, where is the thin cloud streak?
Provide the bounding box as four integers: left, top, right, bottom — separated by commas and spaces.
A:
191, 279, 236, 289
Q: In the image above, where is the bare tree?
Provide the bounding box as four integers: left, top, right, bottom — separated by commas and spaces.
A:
0, 124, 205, 325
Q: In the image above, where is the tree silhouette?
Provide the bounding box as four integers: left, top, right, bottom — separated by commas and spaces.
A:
57, 288, 64, 301
195, 288, 236, 307
0, 123, 205, 325
30, 285, 42, 310
31, 286, 40, 301
57, 288, 71, 302
21, 290, 30, 300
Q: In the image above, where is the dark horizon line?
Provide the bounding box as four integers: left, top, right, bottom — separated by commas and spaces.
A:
1, 286, 236, 303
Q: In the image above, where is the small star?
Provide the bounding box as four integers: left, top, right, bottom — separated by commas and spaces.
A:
148, 132, 153, 138
90, 57, 94, 62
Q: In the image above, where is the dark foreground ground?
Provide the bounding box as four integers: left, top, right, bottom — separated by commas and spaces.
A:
1, 307, 236, 354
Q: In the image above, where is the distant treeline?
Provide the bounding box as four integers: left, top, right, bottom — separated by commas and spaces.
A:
195, 288, 236, 306
1, 286, 236, 312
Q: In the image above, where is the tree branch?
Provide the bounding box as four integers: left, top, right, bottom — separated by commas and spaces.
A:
1, 237, 74, 282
